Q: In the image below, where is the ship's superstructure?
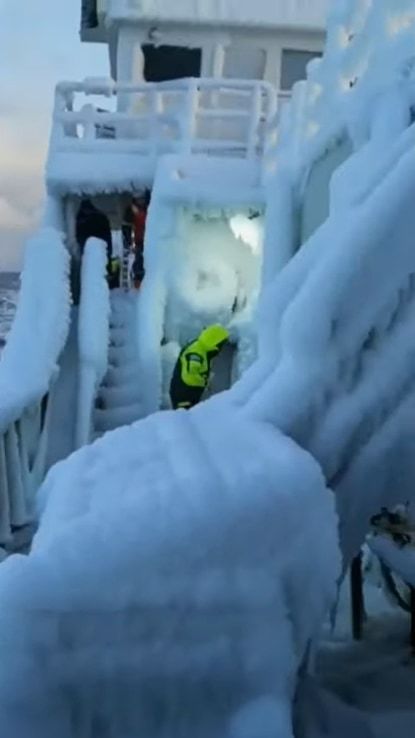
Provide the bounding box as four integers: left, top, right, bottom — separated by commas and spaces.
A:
0, 2, 327, 552
82, 0, 326, 93
45, 0, 328, 444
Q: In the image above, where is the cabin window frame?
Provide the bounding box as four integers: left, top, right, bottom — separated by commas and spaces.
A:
280, 48, 322, 91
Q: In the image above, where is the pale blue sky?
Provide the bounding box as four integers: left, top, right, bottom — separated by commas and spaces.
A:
0, 0, 108, 269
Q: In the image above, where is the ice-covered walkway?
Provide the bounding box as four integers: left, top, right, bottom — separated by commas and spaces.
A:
94, 290, 144, 434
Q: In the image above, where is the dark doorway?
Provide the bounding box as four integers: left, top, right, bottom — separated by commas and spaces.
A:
142, 45, 202, 82
81, 0, 98, 29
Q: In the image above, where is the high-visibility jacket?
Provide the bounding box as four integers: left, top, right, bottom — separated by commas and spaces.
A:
109, 256, 120, 274
177, 325, 229, 389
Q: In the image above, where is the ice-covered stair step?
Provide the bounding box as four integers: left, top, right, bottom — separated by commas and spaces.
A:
108, 345, 137, 365
109, 328, 128, 348
94, 403, 144, 433
98, 384, 142, 410
103, 364, 139, 387
110, 296, 137, 317
109, 318, 126, 330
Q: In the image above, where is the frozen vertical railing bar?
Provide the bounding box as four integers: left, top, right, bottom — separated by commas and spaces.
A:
261, 86, 279, 181
150, 86, 162, 159
181, 79, 198, 154
246, 82, 262, 160
81, 103, 98, 142
50, 83, 69, 149
77, 238, 110, 448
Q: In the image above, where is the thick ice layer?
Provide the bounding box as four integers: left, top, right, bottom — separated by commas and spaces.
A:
165, 215, 261, 346
234, 131, 415, 563
137, 167, 265, 414
0, 405, 339, 738
78, 238, 110, 384
0, 227, 70, 433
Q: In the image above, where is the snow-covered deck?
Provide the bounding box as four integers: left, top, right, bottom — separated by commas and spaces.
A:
47, 77, 276, 196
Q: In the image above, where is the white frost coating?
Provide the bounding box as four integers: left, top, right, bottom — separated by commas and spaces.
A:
136, 194, 173, 415
234, 116, 415, 568
230, 214, 263, 256
0, 228, 70, 433
0, 406, 339, 738
138, 172, 264, 413
231, 137, 415, 565
106, 0, 329, 31
76, 238, 110, 448
165, 215, 261, 345
226, 0, 415, 568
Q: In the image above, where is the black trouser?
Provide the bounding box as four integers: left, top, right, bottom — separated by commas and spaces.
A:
132, 250, 145, 282
108, 267, 120, 290
170, 374, 204, 410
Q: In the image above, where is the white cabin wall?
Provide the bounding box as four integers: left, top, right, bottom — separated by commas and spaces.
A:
220, 28, 324, 89
111, 22, 325, 90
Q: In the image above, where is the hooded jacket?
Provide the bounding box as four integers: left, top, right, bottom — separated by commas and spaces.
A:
177, 325, 229, 389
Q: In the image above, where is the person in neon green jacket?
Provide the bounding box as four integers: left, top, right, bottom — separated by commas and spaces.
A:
170, 325, 230, 409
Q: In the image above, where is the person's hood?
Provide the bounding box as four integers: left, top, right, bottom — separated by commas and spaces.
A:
79, 199, 96, 214
199, 325, 229, 352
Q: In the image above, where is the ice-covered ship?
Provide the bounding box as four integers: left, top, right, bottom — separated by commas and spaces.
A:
3, 0, 415, 736
0, 0, 326, 540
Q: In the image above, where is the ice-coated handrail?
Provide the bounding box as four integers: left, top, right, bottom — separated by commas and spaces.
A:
50, 77, 277, 163
0, 222, 71, 543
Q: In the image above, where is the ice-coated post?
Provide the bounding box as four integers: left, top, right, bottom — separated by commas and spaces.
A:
150, 87, 163, 159
247, 82, 262, 161
180, 79, 198, 155
50, 84, 71, 148
82, 104, 97, 142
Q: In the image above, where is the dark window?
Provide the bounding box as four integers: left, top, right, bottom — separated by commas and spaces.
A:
142, 45, 202, 82
280, 49, 322, 91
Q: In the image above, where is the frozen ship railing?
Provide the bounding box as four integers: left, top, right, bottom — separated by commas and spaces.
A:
0, 223, 70, 549
50, 77, 277, 163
